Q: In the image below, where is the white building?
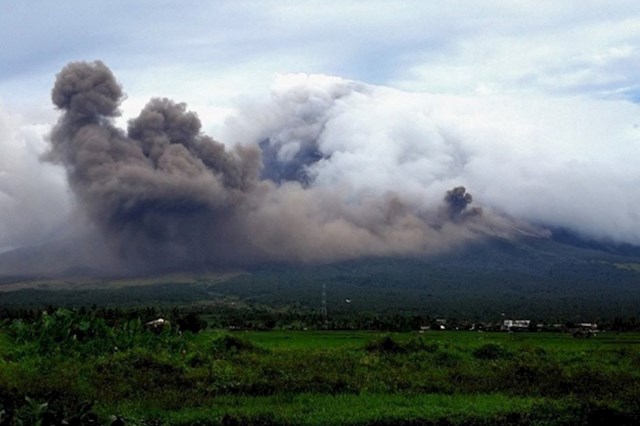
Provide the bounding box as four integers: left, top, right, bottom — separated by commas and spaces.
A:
502, 319, 530, 331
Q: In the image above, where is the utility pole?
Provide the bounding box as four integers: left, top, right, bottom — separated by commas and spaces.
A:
321, 282, 328, 327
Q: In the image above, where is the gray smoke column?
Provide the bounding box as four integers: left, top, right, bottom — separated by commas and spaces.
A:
51, 61, 123, 118
444, 186, 481, 221
46, 61, 509, 271
47, 61, 263, 270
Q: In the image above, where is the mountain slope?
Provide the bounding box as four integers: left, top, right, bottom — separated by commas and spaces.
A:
0, 233, 639, 318
209, 235, 640, 317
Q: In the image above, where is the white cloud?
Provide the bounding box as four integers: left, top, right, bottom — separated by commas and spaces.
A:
224, 75, 640, 244
2, 1, 640, 253
394, 11, 640, 99
0, 104, 71, 251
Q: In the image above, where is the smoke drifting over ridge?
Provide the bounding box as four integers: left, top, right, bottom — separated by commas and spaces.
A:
1, 59, 628, 273
45, 61, 505, 271
226, 72, 640, 246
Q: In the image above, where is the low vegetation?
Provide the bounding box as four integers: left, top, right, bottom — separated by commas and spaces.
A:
1, 309, 640, 424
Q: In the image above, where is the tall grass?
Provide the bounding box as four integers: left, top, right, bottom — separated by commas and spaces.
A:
2, 312, 640, 424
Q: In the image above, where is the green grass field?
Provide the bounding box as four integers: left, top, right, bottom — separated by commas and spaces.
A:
237, 330, 380, 349
239, 328, 640, 351
112, 393, 549, 426
1, 312, 640, 425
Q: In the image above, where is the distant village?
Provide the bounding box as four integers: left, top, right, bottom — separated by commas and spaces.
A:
419, 318, 599, 337
220, 314, 604, 335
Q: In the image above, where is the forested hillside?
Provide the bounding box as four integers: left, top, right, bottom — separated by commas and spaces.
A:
0, 236, 639, 320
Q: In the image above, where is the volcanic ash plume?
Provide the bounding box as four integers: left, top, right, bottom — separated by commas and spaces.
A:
444, 186, 481, 221
46, 61, 263, 269
46, 61, 508, 271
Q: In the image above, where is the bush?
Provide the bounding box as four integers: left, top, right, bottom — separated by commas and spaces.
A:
472, 343, 513, 360
176, 312, 207, 334
365, 335, 406, 354
211, 335, 263, 355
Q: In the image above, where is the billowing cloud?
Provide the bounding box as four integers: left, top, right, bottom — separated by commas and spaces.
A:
0, 104, 70, 252
226, 72, 640, 245
2, 59, 639, 273
5, 1, 640, 126
45, 61, 510, 272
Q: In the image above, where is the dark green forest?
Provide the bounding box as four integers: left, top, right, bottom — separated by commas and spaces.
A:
1, 236, 640, 322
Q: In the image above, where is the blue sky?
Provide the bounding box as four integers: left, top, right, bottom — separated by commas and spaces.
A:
2, 1, 640, 253
3, 1, 640, 122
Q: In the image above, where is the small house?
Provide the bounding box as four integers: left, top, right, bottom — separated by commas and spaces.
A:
502, 319, 531, 331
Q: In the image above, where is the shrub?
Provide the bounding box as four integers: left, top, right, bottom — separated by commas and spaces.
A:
364, 335, 406, 354
433, 349, 462, 367
472, 343, 513, 360
211, 335, 263, 355
176, 312, 207, 334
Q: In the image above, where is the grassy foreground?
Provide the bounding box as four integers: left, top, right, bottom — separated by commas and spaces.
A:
115, 393, 549, 425
1, 310, 640, 424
